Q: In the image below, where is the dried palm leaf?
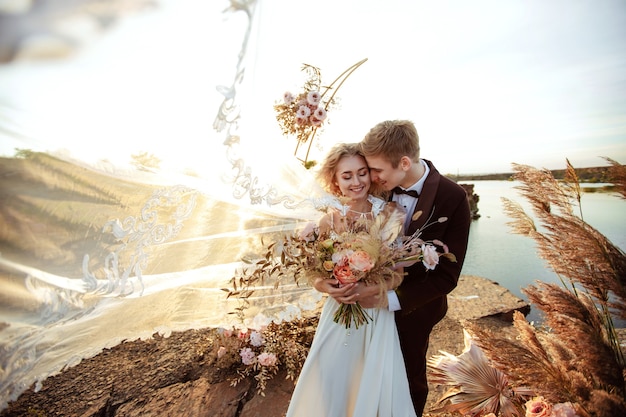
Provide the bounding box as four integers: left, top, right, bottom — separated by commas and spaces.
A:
428, 329, 531, 416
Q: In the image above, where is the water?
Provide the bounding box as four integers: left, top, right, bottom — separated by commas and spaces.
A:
459, 180, 625, 323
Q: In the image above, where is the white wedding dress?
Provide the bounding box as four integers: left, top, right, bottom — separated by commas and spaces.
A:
286, 196, 417, 417
286, 298, 417, 417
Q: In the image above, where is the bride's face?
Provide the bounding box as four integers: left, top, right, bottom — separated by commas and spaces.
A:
334, 155, 371, 200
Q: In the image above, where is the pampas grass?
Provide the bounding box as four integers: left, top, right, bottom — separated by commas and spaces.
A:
428, 158, 625, 417
604, 157, 626, 199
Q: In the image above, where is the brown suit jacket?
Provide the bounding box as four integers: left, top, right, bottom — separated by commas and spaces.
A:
394, 159, 471, 332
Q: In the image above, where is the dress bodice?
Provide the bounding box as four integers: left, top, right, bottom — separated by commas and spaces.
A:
368, 195, 385, 217
328, 195, 386, 238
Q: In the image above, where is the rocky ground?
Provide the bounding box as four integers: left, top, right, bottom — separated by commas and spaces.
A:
0, 275, 528, 417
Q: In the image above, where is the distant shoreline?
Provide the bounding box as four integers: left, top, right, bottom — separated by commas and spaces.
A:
449, 164, 618, 183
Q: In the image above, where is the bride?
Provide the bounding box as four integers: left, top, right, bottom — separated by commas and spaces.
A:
286, 143, 417, 417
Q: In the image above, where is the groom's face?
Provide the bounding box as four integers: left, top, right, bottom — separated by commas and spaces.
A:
364, 155, 406, 191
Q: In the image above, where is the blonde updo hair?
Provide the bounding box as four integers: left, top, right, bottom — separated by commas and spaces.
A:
316, 143, 383, 197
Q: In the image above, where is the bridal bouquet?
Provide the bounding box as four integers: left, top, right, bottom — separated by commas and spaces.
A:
308, 221, 386, 328
302, 204, 456, 328
228, 201, 456, 329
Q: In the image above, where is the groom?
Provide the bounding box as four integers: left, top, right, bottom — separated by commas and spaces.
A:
325, 120, 471, 415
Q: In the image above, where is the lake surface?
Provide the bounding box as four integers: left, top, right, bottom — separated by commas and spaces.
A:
459, 180, 625, 323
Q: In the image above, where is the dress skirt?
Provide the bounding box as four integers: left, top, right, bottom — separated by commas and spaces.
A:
286, 297, 417, 417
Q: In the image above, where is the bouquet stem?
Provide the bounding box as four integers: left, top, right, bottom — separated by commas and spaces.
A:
333, 302, 373, 329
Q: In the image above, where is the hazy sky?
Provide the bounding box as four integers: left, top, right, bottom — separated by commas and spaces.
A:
0, 0, 625, 175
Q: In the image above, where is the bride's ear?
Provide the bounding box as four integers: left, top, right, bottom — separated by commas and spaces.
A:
333, 182, 341, 194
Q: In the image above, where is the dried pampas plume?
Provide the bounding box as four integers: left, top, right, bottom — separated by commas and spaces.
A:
429, 158, 626, 417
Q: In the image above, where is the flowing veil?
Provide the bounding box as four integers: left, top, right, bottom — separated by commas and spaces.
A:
0, 0, 348, 409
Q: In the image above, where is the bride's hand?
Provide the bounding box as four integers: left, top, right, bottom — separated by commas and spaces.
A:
314, 277, 360, 303
314, 277, 336, 293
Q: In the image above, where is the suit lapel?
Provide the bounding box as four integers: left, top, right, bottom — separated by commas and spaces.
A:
407, 159, 439, 235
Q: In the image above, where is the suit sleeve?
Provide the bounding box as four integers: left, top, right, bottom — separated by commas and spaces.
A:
395, 181, 471, 315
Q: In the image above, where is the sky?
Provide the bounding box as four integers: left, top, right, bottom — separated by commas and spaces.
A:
0, 0, 625, 175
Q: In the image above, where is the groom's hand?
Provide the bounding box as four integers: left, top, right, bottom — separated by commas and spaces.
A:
314, 278, 389, 308
355, 283, 389, 309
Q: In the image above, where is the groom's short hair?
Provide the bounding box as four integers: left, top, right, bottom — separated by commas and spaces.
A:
360, 120, 420, 168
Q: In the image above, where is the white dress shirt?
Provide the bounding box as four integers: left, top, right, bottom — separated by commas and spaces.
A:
387, 159, 430, 312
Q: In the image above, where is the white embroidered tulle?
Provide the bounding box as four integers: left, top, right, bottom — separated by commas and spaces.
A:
369, 195, 386, 216
328, 194, 385, 239
0, 0, 411, 412
0, 0, 340, 409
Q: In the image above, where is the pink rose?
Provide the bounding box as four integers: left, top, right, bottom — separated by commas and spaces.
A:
297, 105, 311, 118
313, 107, 327, 121
310, 116, 323, 127
348, 250, 374, 272
257, 352, 277, 367
525, 396, 553, 417
283, 91, 295, 104
307, 90, 321, 105
239, 347, 256, 366
249, 330, 264, 347
333, 263, 356, 284
331, 249, 350, 264
553, 402, 578, 417
421, 244, 439, 270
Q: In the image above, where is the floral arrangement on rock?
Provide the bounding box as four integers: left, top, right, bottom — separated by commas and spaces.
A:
274, 58, 367, 167
215, 318, 314, 395
479, 398, 580, 417
426, 159, 626, 417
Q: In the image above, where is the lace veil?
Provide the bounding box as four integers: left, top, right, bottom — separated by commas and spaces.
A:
0, 0, 352, 408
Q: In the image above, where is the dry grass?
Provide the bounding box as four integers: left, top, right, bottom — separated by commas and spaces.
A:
483, 160, 625, 416
604, 157, 626, 199
430, 159, 626, 417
